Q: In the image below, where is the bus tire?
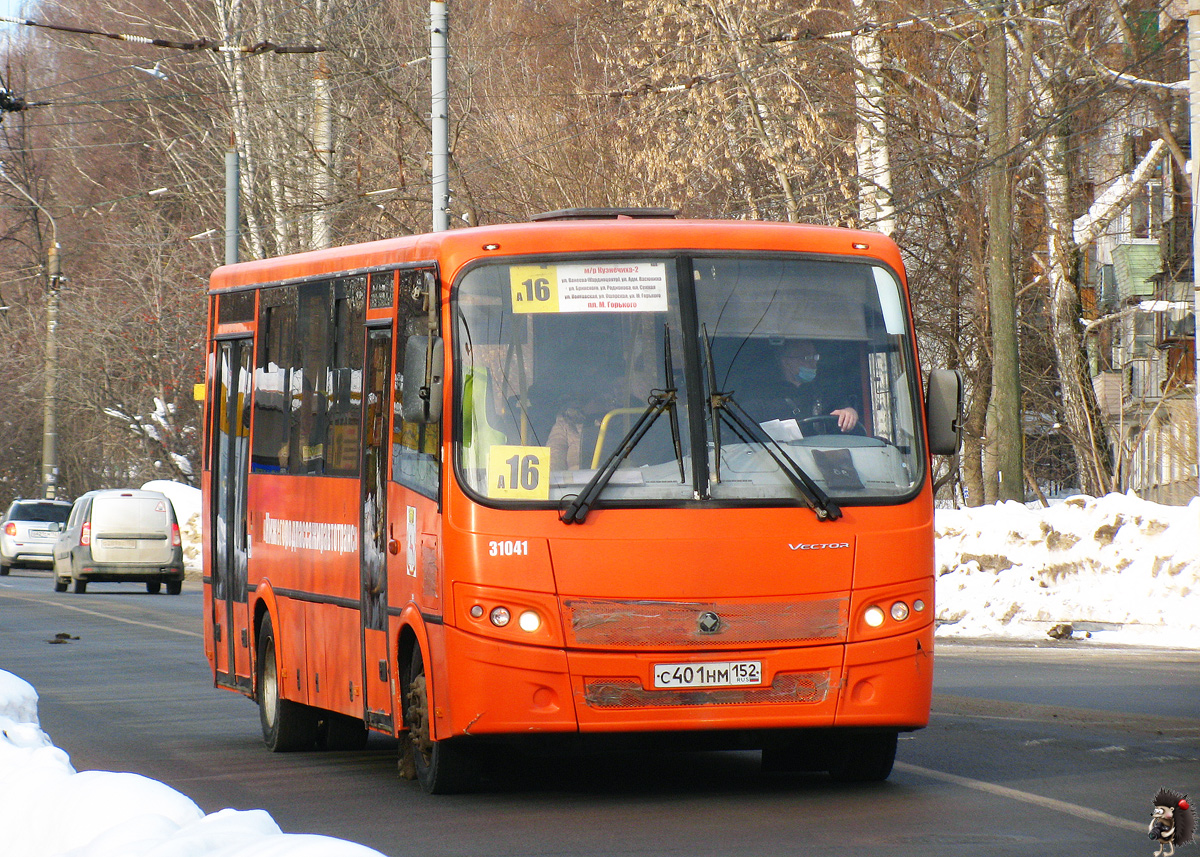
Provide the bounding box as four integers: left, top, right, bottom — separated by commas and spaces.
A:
404, 647, 477, 794
257, 613, 319, 752
827, 731, 897, 783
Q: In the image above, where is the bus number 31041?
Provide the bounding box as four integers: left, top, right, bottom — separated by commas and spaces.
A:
488, 540, 529, 557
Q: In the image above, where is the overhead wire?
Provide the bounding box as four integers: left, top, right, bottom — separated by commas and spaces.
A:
0, 11, 324, 55
0, 0, 1185, 237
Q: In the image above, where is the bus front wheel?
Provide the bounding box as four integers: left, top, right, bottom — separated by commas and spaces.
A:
828, 731, 898, 783
403, 648, 477, 794
257, 613, 319, 752
762, 729, 897, 783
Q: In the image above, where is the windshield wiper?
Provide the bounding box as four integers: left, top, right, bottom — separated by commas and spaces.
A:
560, 325, 685, 525
702, 329, 841, 522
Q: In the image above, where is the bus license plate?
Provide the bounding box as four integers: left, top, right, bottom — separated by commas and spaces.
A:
653, 661, 762, 689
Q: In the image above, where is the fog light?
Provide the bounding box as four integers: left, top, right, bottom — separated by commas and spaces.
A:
913, 599, 926, 613
518, 610, 541, 632
489, 607, 511, 627
864, 606, 886, 627
890, 601, 910, 622
470, 605, 484, 619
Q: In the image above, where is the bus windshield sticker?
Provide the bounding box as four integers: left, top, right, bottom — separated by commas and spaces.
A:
509, 262, 669, 314
487, 445, 551, 500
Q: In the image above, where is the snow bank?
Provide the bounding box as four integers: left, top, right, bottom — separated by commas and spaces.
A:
0, 671, 385, 857
143, 480, 202, 572
936, 493, 1200, 646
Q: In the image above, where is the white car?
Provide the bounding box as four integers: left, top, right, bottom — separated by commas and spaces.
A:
0, 499, 73, 574
52, 489, 185, 594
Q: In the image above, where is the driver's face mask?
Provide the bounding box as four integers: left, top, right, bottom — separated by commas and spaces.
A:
794, 365, 818, 384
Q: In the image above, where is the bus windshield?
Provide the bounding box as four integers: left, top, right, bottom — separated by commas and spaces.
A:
454, 254, 923, 507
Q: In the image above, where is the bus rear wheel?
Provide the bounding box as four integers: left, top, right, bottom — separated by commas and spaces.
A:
257, 613, 319, 752
403, 647, 477, 794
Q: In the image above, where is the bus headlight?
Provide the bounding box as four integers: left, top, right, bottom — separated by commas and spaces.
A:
456, 582, 564, 646
864, 606, 886, 627
890, 601, 910, 622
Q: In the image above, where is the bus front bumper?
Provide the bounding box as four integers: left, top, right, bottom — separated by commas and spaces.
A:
435, 621, 933, 740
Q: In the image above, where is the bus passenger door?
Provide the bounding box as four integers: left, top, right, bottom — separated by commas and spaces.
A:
360, 325, 394, 729
211, 337, 253, 691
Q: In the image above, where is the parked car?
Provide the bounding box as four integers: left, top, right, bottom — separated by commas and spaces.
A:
53, 489, 185, 594
0, 499, 73, 575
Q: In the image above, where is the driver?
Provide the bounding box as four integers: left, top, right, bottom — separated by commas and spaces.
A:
746, 339, 859, 432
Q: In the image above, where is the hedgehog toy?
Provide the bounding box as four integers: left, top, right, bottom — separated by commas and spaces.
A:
1150, 789, 1196, 857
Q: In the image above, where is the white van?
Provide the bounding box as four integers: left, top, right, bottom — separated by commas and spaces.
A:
53, 489, 185, 594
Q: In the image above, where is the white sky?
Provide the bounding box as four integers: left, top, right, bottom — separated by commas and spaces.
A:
1, 488, 1197, 855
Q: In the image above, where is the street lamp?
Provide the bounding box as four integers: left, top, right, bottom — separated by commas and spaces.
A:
0, 165, 61, 500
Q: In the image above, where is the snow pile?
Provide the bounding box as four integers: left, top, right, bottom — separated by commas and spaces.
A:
936, 492, 1200, 646
0, 672, 385, 857
143, 480, 202, 572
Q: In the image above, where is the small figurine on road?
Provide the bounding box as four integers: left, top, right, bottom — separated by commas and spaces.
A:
1150, 789, 1195, 857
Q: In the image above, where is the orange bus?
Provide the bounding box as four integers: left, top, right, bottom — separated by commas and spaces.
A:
202, 209, 961, 793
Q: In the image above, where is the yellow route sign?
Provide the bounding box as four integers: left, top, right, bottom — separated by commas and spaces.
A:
487, 445, 551, 500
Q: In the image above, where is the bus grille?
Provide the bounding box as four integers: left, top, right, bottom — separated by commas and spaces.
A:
562, 598, 847, 648
583, 671, 830, 709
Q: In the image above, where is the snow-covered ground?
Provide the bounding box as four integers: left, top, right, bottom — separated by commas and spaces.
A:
0, 670, 385, 857
1, 489, 1196, 855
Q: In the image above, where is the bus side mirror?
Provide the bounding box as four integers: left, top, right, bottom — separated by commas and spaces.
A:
401, 335, 444, 424
925, 369, 963, 456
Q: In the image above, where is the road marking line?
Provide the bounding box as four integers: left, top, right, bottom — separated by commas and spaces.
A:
0, 590, 201, 638
895, 762, 1143, 832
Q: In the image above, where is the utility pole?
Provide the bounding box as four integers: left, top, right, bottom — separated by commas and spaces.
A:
0, 165, 61, 499
225, 133, 239, 266
42, 244, 60, 499
985, 0, 1023, 503
431, 0, 449, 232
1189, 0, 1200, 498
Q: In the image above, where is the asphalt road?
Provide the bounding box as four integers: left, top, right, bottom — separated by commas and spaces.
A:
1, 569, 1197, 857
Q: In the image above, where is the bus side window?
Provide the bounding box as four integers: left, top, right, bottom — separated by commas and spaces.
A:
293, 282, 331, 475
392, 268, 441, 498
325, 276, 366, 477
252, 286, 296, 474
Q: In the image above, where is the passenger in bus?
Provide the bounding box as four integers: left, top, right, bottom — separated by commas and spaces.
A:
746, 339, 859, 432
547, 374, 626, 470
548, 400, 586, 471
